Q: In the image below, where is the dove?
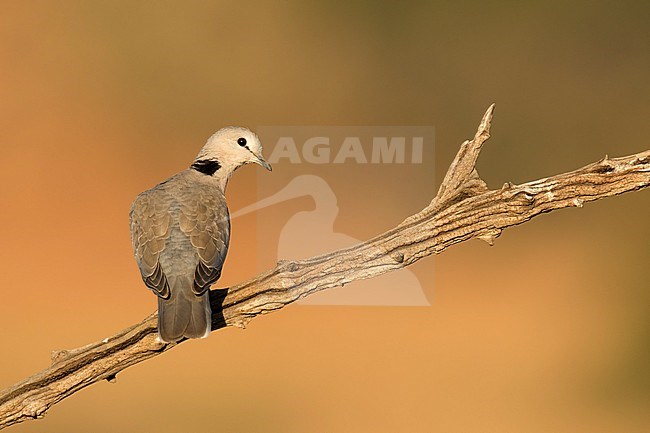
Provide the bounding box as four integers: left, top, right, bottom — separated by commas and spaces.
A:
130, 127, 271, 343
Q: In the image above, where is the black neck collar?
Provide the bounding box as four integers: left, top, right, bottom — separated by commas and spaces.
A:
191, 159, 221, 175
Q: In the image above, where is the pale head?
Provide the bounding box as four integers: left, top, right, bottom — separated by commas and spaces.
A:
192, 126, 271, 178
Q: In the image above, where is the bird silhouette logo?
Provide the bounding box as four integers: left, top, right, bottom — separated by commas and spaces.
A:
231, 175, 429, 306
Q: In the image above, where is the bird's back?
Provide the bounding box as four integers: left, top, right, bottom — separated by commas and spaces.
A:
130, 169, 230, 341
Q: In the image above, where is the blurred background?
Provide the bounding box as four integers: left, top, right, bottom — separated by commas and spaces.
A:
1, 1, 649, 432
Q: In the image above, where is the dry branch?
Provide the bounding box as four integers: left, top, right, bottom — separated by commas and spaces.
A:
1, 105, 649, 429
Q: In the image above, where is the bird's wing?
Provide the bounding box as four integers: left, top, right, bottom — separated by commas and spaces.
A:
179, 187, 230, 294
130, 190, 173, 299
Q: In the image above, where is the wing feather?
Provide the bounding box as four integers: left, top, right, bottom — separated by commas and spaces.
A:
130, 191, 172, 299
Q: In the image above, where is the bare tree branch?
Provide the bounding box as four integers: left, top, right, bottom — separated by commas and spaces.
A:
1, 105, 649, 429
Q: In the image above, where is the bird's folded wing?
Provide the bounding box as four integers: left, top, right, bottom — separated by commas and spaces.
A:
179, 189, 230, 294
130, 192, 172, 298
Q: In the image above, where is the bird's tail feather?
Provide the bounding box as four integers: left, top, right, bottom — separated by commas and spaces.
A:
157, 276, 211, 343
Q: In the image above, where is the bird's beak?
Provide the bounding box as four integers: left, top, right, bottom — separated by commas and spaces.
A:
254, 156, 272, 171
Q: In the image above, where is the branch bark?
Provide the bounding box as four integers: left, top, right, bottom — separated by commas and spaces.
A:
1, 105, 649, 429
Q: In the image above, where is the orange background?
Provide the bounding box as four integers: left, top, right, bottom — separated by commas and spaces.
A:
1, 1, 649, 432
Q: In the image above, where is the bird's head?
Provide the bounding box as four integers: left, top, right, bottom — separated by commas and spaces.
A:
192, 127, 272, 179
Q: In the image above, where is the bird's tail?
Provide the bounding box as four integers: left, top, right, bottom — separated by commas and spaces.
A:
157, 275, 211, 343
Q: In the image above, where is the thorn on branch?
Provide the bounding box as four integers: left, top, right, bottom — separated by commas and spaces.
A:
391, 252, 405, 263
634, 155, 650, 165
593, 158, 615, 174
50, 350, 69, 364
435, 104, 495, 206
478, 228, 501, 246
474, 103, 495, 143
277, 259, 299, 272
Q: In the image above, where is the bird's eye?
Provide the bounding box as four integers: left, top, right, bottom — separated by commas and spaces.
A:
237, 137, 247, 147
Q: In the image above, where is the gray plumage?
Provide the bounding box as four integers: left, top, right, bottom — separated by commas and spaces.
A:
130, 127, 271, 342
